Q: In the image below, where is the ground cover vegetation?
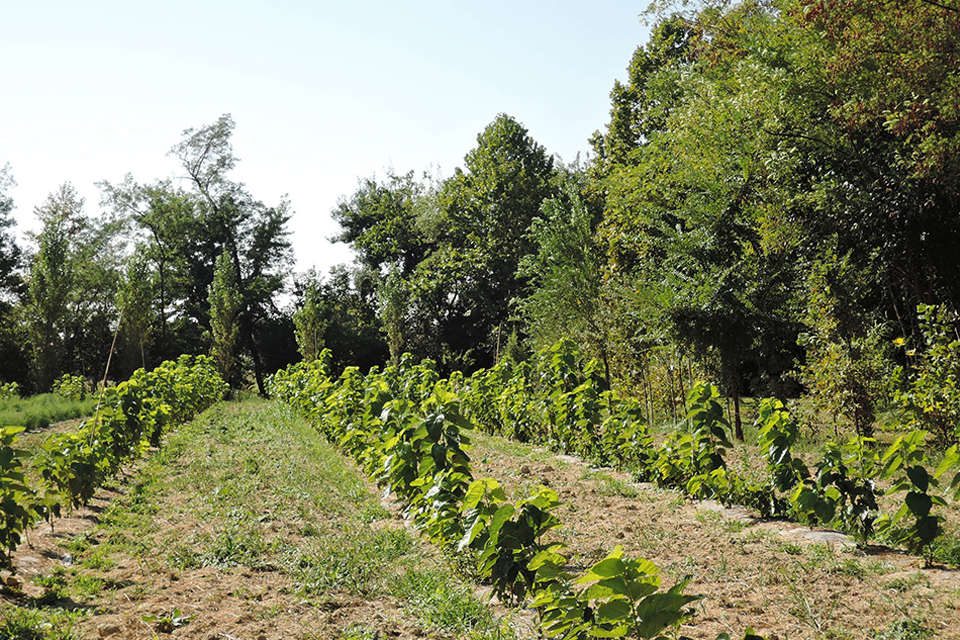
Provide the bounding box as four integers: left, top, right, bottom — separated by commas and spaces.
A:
2, 396, 515, 640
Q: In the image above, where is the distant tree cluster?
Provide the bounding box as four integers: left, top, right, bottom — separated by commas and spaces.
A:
0, 116, 298, 394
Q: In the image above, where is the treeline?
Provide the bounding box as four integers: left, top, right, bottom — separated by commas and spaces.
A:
2, 0, 959, 442
323, 0, 960, 438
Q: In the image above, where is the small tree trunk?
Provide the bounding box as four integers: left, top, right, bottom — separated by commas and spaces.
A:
731, 362, 743, 441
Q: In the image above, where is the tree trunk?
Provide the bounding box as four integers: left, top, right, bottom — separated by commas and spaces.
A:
731, 362, 743, 441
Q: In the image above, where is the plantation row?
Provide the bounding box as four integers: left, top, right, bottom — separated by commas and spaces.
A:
0, 355, 227, 567
461, 340, 960, 561
272, 341, 960, 638
269, 349, 763, 640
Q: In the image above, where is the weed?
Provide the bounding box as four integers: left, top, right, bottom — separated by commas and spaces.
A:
832, 558, 868, 579
339, 624, 381, 640
32, 573, 68, 606
872, 618, 933, 640
929, 532, 960, 568
779, 541, 803, 555
142, 607, 193, 633
0, 393, 97, 433
787, 578, 843, 635
390, 566, 505, 637
724, 519, 750, 533
883, 572, 928, 593
196, 525, 268, 568
583, 470, 642, 498
71, 574, 105, 599
360, 503, 391, 523
0, 604, 84, 640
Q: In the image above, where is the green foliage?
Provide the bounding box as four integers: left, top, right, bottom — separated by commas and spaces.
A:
116, 251, 154, 371
875, 431, 960, 560
0, 393, 96, 431
270, 347, 722, 638
0, 381, 19, 399
169, 114, 294, 394
51, 374, 87, 402
0, 425, 40, 567
756, 398, 879, 543
533, 546, 700, 640
208, 249, 243, 385
474, 487, 564, 606
518, 164, 610, 376
292, 268, 328, 363
27, 186, 76, 391
0, 355, 226, 566
896, 304, 960, 443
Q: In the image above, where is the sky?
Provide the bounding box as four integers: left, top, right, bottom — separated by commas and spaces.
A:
1, 1, 651, 275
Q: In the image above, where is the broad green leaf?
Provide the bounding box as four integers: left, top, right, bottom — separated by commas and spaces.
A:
905, 491, 932, 518
907, 465, 930, 492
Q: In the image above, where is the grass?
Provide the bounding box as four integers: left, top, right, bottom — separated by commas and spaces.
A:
0, 394, 97, 432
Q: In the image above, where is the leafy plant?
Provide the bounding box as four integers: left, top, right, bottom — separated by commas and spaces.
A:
142, 608, 193, 633
51, 374, 87, 402
0, 425, 42, 568
533, 546, 701, 639
876, 432, 960, 561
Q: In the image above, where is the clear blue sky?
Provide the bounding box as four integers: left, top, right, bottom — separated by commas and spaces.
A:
2, 1, 650, 274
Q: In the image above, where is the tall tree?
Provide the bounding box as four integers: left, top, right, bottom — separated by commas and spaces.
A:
100, 176, 202, 361
208, 249, 242, 386
518, 164, 611, 379
27, 185, 78, 390
116, 250, 155, 372
0, 165, 28, 385
169, 114, 293, 395
0, 165, 22, 302
414, 113, 558, 368
292, 268, 328, 363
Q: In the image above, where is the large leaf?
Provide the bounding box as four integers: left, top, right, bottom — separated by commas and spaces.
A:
905, 491, 932, 519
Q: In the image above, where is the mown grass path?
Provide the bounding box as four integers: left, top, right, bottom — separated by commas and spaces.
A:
1, 398, 510, 640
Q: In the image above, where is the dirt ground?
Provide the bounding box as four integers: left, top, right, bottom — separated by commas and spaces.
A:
469, 433, 960, 640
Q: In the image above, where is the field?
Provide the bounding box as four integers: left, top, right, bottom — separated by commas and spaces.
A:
3, 395, 960, 640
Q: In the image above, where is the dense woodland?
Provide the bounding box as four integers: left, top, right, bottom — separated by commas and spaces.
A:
1, 0, 959, 440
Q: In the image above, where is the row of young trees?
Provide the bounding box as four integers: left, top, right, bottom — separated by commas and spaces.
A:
1, 0, 958, 443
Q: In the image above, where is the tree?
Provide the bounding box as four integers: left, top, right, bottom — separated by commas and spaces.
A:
517, 164, 612, 379
27, 185, 78, 390
331, 171, 431, 276
208, 249, 242, 386
117, 251, 155, 372
170, 114, 293, 395
378, 267, 409, 366
414, 113, 558, 368
593, 2, 808, 435
312, 265, 388, 376
0, 165, 28, 385
0, 165, 23, 303
100, 176, 201, 361
292, 268, 328, 363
